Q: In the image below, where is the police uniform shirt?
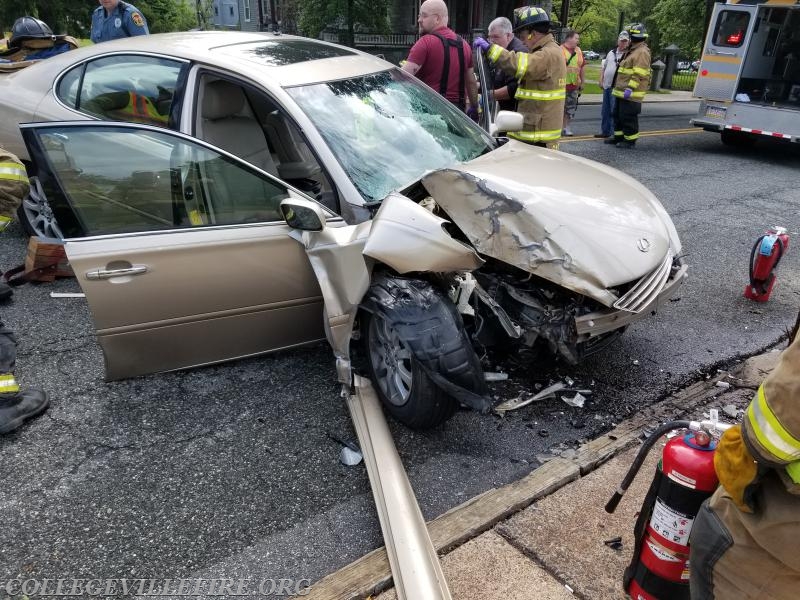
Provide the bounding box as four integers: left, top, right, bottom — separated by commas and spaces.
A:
91, 1, 149, 44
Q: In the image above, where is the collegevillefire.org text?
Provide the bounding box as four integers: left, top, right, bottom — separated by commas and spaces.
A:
0, 578, 312, 597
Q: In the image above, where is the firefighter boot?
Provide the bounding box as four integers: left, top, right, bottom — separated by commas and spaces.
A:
617, 140, 636, 149
0, 387, 49, 434
604, 136, 620, 145
0, 281, 12, 302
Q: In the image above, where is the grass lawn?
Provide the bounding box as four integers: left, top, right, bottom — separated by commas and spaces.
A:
583, 61, 603, 94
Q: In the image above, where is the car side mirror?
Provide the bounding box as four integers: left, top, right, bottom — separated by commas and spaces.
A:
280, 197, 327, 232
491, 110, 524, 136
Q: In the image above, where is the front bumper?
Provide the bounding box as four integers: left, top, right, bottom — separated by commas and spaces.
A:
574, 262, 688, 341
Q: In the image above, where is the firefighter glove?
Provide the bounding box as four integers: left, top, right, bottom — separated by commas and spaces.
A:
714, 424, 759, 513
472, 37, 490, 53
623, 88, 633, 100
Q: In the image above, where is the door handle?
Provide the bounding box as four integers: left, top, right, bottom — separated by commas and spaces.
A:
85, 265, 148, 280
708, 49, 737, 57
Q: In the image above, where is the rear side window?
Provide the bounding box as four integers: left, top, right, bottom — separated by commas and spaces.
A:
56, 55, 186, 128
713, 11, 749, 48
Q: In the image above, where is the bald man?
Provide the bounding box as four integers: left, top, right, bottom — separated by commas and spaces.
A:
402, 0, 479, 116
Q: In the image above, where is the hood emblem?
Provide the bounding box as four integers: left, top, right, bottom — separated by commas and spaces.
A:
637, 238, 652, 252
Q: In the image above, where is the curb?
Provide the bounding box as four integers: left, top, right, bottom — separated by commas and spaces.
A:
305, 348, 781, 599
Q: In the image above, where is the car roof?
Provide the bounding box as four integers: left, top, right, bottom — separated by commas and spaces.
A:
8, 31, 393, 88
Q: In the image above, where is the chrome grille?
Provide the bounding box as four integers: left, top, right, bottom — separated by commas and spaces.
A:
613, 253, 673, 313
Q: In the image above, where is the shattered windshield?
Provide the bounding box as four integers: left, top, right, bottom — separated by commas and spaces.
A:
287, 70, 493, 203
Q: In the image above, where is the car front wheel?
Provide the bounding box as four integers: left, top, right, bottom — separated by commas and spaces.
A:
365, 311, 455, 430
17, 176, 64, 239
362, 277, 485, 430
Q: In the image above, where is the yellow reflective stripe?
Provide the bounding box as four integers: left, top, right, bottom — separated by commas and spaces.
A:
0, 374, 19, 393
515, 88, 566, 100
787, 461, 800, 484
188, 210, 205, 226
612, 89, 646, 99
487, 44, 502, 62
515, 53, 528, 80
0, 215, 11, 232
614, 130, 623, 136
618, 67, 635, 74
747, 386, 800, 462
624, 133, 640, 141
628, 80, 639, 89
508, 128, 562, 142
0, 162, 28, 182
633, 66, 651, 76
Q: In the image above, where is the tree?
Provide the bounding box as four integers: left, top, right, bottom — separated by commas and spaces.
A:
650, 0, 706, 57
0, 0, 89, 38
296, 0, 390, 46
137, 0, 198, 33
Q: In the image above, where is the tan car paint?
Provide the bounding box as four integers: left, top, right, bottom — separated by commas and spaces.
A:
423, 140, 680, 308
364, 193, 484, 273
288, 219, 372, 387
66, 222, 326, 380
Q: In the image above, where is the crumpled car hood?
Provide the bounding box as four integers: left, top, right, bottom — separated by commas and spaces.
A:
422, 140, 682, 306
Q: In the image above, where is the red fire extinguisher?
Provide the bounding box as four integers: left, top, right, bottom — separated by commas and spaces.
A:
744, 226, 789, 302
605, 420, 728, 600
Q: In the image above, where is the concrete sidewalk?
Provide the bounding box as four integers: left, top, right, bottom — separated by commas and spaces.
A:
579, 90, 695, 105
305, 349, 781, 600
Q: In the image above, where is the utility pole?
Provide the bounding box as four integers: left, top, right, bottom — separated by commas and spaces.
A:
559, 0, 570, 27
618, 11, 625, 36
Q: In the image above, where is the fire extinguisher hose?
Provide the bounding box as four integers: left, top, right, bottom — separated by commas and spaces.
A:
605, 420, 692, 514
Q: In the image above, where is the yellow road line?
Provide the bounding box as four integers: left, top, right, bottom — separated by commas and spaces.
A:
562, 128, 704, 143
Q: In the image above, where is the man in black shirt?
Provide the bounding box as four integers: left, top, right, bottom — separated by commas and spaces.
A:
486, 16, 529, 112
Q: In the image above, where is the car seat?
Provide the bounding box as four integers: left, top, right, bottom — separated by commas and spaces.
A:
263, 110, 321, 180
200, 80, 278, 176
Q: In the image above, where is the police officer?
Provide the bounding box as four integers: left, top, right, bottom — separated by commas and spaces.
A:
0, 147, 49, 434
91, 0, 149, 44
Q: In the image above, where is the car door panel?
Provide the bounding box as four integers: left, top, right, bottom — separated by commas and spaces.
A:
21, 122, 328, 380
67, 225, 325, 379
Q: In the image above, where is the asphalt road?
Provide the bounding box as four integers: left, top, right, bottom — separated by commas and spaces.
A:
3, 100, 800, 594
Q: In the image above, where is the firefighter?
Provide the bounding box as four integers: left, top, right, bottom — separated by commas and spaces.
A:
689, 319, 800, 598
606, 23, 651, 149
0, 147, 49, 434
473, 6, 566, 149
85, 89, 170, 126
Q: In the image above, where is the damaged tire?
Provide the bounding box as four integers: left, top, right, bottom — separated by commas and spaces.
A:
363, 276, 486, 430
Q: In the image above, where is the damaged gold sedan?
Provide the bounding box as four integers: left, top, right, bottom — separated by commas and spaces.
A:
19, 33, 686, 431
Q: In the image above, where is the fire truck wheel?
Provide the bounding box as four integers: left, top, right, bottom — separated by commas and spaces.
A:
721, 129, 756, 148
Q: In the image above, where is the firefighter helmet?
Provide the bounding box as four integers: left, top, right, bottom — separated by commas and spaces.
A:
8, 16, 54, 49
626, 23, 648, 41
512, 6, 551, 33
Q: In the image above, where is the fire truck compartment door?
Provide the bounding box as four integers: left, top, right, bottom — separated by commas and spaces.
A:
695, 4, 757, 101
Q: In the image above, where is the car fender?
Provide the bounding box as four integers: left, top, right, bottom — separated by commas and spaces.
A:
363, 192, 484, 273
288, 194, 483, 387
